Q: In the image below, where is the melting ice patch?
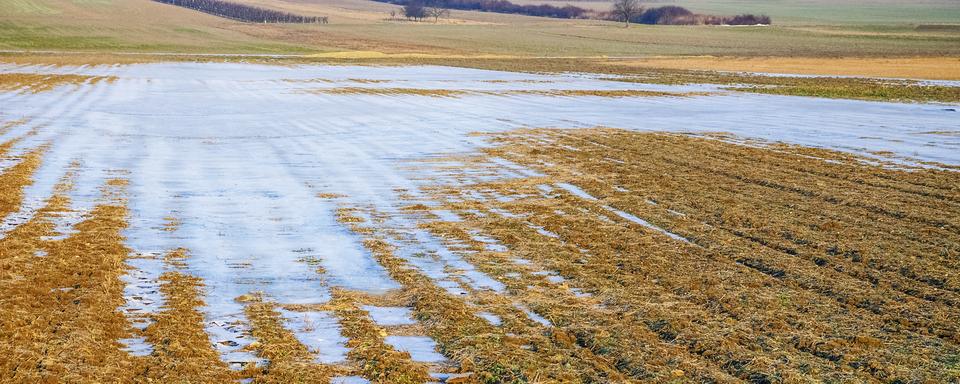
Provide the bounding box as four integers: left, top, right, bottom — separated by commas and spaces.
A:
477, 311, 503, 326
331, 376, 371, 384
605, 206, 690, 243
384, 336, 447, 363
119, 337, 153, 357
362, 306, 417, 326
514, 303, 552, 327
555, 182, 598, 201
555, 182, 689, 242
277, 309, 350, 364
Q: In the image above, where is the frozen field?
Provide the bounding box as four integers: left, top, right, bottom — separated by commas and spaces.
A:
1, 62, 959, 382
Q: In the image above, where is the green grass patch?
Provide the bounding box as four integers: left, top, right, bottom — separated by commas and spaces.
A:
731, 82, 960, 103
2, 0, 59, 14
0, 23, 124, 49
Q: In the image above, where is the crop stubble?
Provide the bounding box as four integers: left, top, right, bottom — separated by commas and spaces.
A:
406, 128, 960, 382
1, 120, 958, 382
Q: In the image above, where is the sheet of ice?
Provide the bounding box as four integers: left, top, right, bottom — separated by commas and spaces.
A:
467, 229, 509, 252
361, 306, 417, 326
384, 336, 447, 363
536, 184, 555, 196
554, 183, 598, 201
489, 207, 524, 219
277, 309, 350, 364
604, 206, 690, 243
531, 225, 560, 239
331, 376, 371, 384
570, 288, 592, 298
477, 311, 503, 326
3, 63, 956, 167
118, 337, 153, 357
556, 182, 689, 242
119, 255, 165, 331
385, 212, 506, 293
431, 210, 462, 222
0, 81, 115, 238
431, 372, 472, 382
514, 303, 552, 327
546, 275, 566, 284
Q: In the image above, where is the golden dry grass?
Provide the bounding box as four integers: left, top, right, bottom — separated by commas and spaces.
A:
0, 73, 113, 93
244, 299, 343, 383
141, 256, 237, 383
0, 118, 28, 135
408, 128, 960, 382
502, 89, 691, 98
0, 177, 139, 382
329, 289, 432, 384
337, 207, 641, 383
419, 217, 739, 382
0, 143, 45, 218
611, 56, 960, 81
0, 53, 176, 66
301, 87, 469, 98
300, 87, 692, 98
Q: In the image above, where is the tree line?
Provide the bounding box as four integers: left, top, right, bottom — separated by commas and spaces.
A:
396, 3, 451, 22
381, 0, 769, 25
610, 1, 770, 26
153, 0, 328, 23
378, 0, 589, 20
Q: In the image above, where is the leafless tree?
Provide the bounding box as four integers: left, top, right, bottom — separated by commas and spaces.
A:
610, 0, 641, 27
427, 7, 450, 23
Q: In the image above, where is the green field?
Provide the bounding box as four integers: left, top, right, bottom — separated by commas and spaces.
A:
514, 0, 960, 26
1, 0, 958, 57
680, 0, 960, 25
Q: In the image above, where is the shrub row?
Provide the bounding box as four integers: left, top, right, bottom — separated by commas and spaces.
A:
633, 6, 770, 25
376, 0, 590, 19
153, 0, 328, 23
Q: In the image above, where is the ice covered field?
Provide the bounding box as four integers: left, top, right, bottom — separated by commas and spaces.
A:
1, 62, 959, 381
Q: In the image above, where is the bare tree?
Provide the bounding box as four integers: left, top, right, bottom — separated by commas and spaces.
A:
427, 7, 450, 23
610, 0, 641, 27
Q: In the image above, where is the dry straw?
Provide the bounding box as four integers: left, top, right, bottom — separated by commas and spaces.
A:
414, 128, 960, 382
